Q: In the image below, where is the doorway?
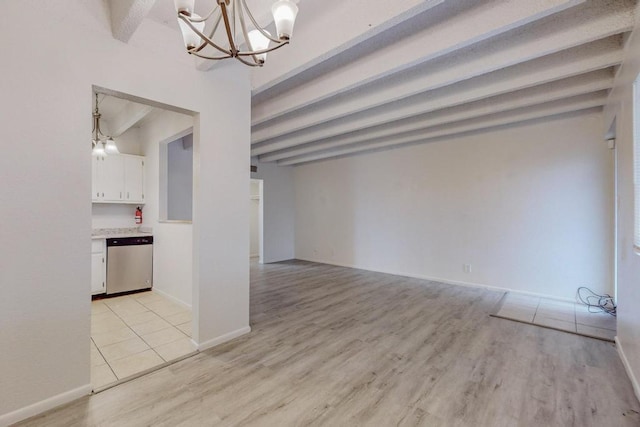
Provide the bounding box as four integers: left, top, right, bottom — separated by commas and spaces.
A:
90, 87, 198, 391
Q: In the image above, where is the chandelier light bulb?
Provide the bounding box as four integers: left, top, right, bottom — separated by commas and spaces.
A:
92, 141, 106, 157
248, 30, 271, 64
178, 13, 205, 49
104, 137, 120, 155
272, 0, 298, 40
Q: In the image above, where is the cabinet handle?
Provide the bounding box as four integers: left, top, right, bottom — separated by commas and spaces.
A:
101, 192, 104, 197
96, 192, 99, 197
127, 192, 130, 199
120, 192, 122, 199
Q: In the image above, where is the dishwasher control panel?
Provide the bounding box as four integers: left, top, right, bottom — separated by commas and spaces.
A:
106, 236, 154, 246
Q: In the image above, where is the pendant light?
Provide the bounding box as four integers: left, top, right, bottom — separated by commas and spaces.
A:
92, 93, 119, 156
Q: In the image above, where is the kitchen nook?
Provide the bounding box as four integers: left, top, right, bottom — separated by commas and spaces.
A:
90, 92, 196, 390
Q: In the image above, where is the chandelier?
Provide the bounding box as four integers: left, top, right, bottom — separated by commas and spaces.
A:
174, 0, 299, 67
91, 93, 119, 156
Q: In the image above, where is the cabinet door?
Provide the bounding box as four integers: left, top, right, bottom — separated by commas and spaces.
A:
91, 252, 106, 295
124, 155, 145, 203
92, 156, 101, 201
100, 155, 125, 201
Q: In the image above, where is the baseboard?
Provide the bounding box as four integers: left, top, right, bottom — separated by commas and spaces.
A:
262, 256, 296, 264
294, 257, 577, 303
152, 288, 191, 310
616, 336, 640, 404
198, 326, 251, 352
0, 384, 92, 427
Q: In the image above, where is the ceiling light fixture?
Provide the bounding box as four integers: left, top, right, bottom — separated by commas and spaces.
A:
174, 0, 299, 67
92, 93, 119, 156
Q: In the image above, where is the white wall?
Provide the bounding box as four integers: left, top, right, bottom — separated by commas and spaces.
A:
0, 0, 250, 423
167, 138, 193, 221
92, 204, 137, 229
106, 126, 143, 155
604, 3, 640, 400
251, 160, 295, 263
250, 181, 260, 258
140, 110, 195, 308
294, 110, 614, 300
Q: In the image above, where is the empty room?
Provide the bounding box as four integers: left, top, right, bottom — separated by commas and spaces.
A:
2, 0, 640, 426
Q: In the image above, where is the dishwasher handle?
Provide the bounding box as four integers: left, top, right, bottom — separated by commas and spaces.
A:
106, 236, 154, 246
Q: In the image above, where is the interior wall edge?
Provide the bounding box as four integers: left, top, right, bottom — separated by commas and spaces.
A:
197, 326, 252, 352
0, 384, 92, 427
151, 287, 192, 310
616, 336, 640, 404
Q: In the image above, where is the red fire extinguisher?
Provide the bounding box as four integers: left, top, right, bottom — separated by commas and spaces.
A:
135, 206, 143, 224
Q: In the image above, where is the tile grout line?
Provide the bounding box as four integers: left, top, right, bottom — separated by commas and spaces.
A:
110, 298, 168, 364
131, 296, 192, 355
90, 336, 117, 385
531, 297, 541, 323
104, 296, 172, 365
95, 298, 146, 379
90, 303, 120, 385
95, 293, 192, 370
498, 294, 615, 340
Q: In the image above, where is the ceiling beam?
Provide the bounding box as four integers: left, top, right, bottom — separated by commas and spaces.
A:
259, 70, 613, 162
252, 37, 623, 156
107, 103, 154, 138
108, 0, 157, 43
277, 93, 608, 166
251, 0, 447, 95
252, 0, 634, 142
252, 0, 592, 126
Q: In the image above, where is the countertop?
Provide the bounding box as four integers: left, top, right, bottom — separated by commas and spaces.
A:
91, 227, 153, 239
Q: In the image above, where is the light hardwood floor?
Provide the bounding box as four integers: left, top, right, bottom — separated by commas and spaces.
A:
18, 260, 640, 426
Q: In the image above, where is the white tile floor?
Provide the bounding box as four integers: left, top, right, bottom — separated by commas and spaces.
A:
91, 291, 196, 390
494, 292, 616, 341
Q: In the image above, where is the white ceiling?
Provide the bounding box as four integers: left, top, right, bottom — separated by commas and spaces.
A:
105, 0, 637, 165
96, 95, 157, 137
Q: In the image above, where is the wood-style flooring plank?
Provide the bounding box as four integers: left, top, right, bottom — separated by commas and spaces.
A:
16, 260, 640, 426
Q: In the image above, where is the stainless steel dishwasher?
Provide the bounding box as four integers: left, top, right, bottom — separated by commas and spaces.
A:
106, 236, 153, 295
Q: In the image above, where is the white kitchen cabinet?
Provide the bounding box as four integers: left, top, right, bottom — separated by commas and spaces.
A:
92, 154, 145, 204
124, 155, 145, 203
91, 239, 106, 295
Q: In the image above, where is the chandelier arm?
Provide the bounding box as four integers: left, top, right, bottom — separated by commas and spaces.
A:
189, 50, 234, 61
219, 1, 238, 55
236, 0, 260, 64
234, 55, 263, 67
186, 6, 219, 23
96, 119, 104, 138
179, 14, 233, 56
240, 0, 283, 44
94, 93, 106, 139
190, 9, 223, 54
236, 41, 289, 57
232, 0, 237, 45
93, 116, 99, 142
